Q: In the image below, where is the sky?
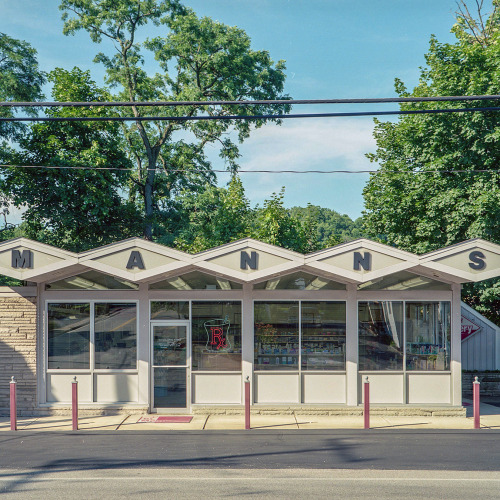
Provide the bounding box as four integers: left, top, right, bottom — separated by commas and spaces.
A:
1, 0, 464, 220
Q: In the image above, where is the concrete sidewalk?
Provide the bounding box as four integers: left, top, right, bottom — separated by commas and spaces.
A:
1, 400, 499, 431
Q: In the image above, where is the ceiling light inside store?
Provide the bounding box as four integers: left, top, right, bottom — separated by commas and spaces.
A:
166, 277, 192, 290
265, 278, 281, 290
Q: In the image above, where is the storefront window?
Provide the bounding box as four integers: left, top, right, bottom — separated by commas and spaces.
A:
255, 302, 299, 370
48, 303, 90, 369
301, 302, 346, 370
191, 301, 242, 371
358, 301, 404, 370
406, 302, 451, 371
151, 301, 189, 320
94, 303, 137, 369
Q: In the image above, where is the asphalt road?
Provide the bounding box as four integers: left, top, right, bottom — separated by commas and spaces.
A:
1, 430, 499, 499
1, 468, 500, 500
0, 429, 499, 471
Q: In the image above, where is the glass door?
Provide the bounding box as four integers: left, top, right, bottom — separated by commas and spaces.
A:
151, 321, 190, 410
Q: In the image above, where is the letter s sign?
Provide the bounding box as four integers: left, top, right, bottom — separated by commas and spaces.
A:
468, 250, 486, 270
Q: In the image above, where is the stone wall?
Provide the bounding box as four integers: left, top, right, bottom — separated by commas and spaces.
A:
463, 371, 500, 398
0, 290, 37, 416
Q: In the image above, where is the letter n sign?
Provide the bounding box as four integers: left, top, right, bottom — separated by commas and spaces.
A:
11, 249, 33, 269
353, 251, 371, 271
240, 251, 258, 270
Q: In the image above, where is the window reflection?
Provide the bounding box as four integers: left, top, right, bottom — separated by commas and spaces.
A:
48, 303, 90, 369
191, 302, 242, 371
94, 303, 137, 369
301, 302, 346, 370
406, 302, 450, 371
254, 302, 299, 370
358, 301, 404, 370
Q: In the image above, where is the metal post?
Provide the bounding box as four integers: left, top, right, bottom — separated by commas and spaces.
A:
364, 376, 370, 430
72, 376, 78, 431
473, 376, 480, 430
244, 376, 251, 430
10, 376, 17, 431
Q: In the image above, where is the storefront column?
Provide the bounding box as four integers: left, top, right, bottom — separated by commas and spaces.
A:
242, 284, 253, 404
346, 283, 358, 406
451, 283, 462, 406
137, 283, 150, 405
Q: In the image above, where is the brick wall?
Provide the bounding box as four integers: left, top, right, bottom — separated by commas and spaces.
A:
463, 371, 500, 398
0, 291, 37, 416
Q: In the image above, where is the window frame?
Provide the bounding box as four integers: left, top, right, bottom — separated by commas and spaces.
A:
253, 299, 347, 373
357, 300, 452, 374
45, 299, 139, 375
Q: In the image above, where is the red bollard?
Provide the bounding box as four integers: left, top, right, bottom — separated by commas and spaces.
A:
10, 376, 17, 431
364, 376, 370, 430
245, 376, 251, 430
473, 376, 480, 429
72, 376, 78, 431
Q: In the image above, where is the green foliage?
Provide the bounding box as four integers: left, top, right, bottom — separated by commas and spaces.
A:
59, 0, 290, 240
252, 189, 317, 254
2, 67, 141, 251
290, 206, 365, 248
0, 33, 45, 141
174, 175, 251, 252
362, 2, 500, 324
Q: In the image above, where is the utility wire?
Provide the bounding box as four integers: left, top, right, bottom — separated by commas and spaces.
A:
1, 164, 499, 174
3, 106, 500, 122
2, 95, 500, 107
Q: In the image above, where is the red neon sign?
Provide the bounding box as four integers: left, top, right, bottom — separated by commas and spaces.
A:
209, 326, 227, 350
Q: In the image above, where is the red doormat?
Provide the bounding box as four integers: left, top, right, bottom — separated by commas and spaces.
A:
137, 416, 193, 423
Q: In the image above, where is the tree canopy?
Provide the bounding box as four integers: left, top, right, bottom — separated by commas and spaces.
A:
59, 0, 290, 240
362, 0, 500, 323
3, 67, 141, 251
0, 33, 45, 141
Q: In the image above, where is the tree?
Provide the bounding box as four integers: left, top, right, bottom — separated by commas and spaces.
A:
60, 0, 290, 240
175, 175, 251, 252
362, 0, 500, 323
290, 206, 365, 248
2, 67, 141, 251
252, 188, 317, 253
0, 33, 45, 141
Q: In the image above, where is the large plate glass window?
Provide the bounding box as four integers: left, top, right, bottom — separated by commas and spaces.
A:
48, 303, 90, 369
301, 302, 346, 370
254, 302, 299, 370
191, 301, 242, 371
94, 303, 137, 369
47, 302, 137, 371
358, 301, 404, 370
406, 302, 451, 371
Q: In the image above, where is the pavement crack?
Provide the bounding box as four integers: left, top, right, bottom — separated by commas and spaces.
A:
115, 414, 131, 430
202, 415, 209, 430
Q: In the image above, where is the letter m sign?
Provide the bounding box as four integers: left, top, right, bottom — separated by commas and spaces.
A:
11, 249, 33, 269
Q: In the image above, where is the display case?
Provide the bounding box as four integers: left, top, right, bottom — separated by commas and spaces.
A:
301, 332, 345, 370
255, 331, 299, 370
406, 343, 447, 370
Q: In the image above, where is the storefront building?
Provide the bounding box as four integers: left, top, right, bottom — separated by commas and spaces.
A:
1, 236, 500, 415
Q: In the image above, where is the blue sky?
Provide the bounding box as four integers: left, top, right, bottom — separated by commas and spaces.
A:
2, 0, 463, 219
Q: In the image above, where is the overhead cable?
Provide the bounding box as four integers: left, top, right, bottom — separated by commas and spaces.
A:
1, 164, 499, 174
2, 95, 500, 107
3, 106, 500, 122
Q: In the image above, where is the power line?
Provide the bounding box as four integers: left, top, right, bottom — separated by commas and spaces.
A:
3, 106, 500, 122
1, 164, 499, 174
2, 95, 500, 107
